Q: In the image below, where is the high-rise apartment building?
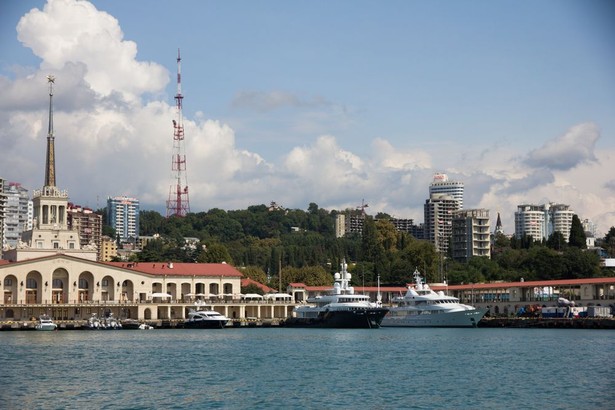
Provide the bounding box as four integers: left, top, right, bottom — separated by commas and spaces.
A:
424, 193, 460, 253
2, 182, 33, 248
429, 173, 464, 209
335, 212, 421, 239
451, 209, 491, 261
107, 196, 140, 242
335, 214, 346, 238
67, 203, 102, 260
514, 203, 576, 242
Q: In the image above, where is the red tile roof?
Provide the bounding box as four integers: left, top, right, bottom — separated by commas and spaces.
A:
103, 261, 243, 278
438, 277, 615, 291
241, 277, 275, 293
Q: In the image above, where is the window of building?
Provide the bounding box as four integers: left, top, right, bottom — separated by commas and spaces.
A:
4, 278, 12, 286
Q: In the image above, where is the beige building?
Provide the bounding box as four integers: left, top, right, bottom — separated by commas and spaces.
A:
0, 254, 250, 321
100, 236, 118, 261
451, 209, 491, 261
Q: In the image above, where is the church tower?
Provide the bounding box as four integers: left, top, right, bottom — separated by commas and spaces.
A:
4, 76, 96, 261
495, 212, 504, 235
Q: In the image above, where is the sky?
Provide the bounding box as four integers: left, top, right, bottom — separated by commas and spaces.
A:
1, 0, 614, 236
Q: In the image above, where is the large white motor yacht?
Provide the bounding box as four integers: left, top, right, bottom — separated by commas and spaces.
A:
381, 269, 486, 327
285, 259, 389, 329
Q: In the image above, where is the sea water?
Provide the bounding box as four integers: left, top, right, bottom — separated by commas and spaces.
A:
0, 328, 612, 409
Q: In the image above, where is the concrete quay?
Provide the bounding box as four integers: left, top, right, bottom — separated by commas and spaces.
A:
478, 317, 615, 329
0, 317, 285, 330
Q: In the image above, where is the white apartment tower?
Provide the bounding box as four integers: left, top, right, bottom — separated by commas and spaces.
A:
2, 183, 33, 248
429, 173, 464, 209
107, 196, 140, 242
514, 203, 576, 242
424, 193, 460, 254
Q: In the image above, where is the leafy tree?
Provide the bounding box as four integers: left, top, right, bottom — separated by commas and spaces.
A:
239, 266, 268, 284
562, 247, 600, 278
546, 231, 566, 251
568, 214, 587, 249
603, 227, 615, 257
282, 265, 332, 288
140, 210, 166, 236
198, 242, 233, 264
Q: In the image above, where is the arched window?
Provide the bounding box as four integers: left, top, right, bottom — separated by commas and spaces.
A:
26, 278, 37, 288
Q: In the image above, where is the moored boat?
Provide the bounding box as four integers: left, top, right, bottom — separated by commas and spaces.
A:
184, 308, 230, 329
35, 315, 57, 331
284, 260, 389, 329
381, 268, 487, 328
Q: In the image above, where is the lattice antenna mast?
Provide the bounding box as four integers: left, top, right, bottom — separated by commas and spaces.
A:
166, 49, 190, 217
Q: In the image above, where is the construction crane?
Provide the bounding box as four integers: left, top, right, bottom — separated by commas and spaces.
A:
357, 199, 369, 216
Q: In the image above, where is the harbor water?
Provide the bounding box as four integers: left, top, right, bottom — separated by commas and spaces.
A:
0, 328, 613, 409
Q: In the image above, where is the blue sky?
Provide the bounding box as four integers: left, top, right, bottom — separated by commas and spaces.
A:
1, 0, 614, 235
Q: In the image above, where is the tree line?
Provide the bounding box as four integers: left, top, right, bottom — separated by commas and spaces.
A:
99, 203, 615, 291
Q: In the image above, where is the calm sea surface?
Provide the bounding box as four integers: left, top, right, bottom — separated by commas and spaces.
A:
0, 328, 613, 409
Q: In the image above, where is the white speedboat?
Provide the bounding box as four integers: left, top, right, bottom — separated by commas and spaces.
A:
184, 309, 230, 329
85, 313, 101, 329
285, 260, 389, 329
102, 313, 122, 329
381, 269, 487, 327
35, 315, 57, 331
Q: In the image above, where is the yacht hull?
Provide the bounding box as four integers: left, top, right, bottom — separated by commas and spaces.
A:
35, 324, 57, 331
284, 308, 389, 329
381, 308, 487, 328
183, 320, 228, 329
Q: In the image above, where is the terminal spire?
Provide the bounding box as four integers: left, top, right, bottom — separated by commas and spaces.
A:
44, 75, 56, 188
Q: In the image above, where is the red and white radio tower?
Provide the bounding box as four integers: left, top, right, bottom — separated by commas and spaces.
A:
166, 48, 190, 217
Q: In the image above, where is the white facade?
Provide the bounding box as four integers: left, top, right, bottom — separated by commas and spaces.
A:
515, 204, 546, 240
429, 173, 464, 209
424, 193, 460, 253
107, 196, 140, 241
2, 183, 33, 248
335, 213, 346, 238
514, 203, 576, 242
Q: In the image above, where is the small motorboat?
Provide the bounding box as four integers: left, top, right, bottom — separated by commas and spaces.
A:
35, 315, 57, 331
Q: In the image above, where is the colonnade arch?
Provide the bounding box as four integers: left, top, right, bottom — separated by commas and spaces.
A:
78, 271, 95, 302
2, 275, 18, 304
100, 275, 115, 301
26, 271, 43, 303
52, 268, 69, 303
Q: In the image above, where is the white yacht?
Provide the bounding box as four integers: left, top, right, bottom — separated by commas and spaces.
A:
35, 315, 57, 331
381, 269, 487, 328
285, 260, 389, 329
184, 309, 230, 329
